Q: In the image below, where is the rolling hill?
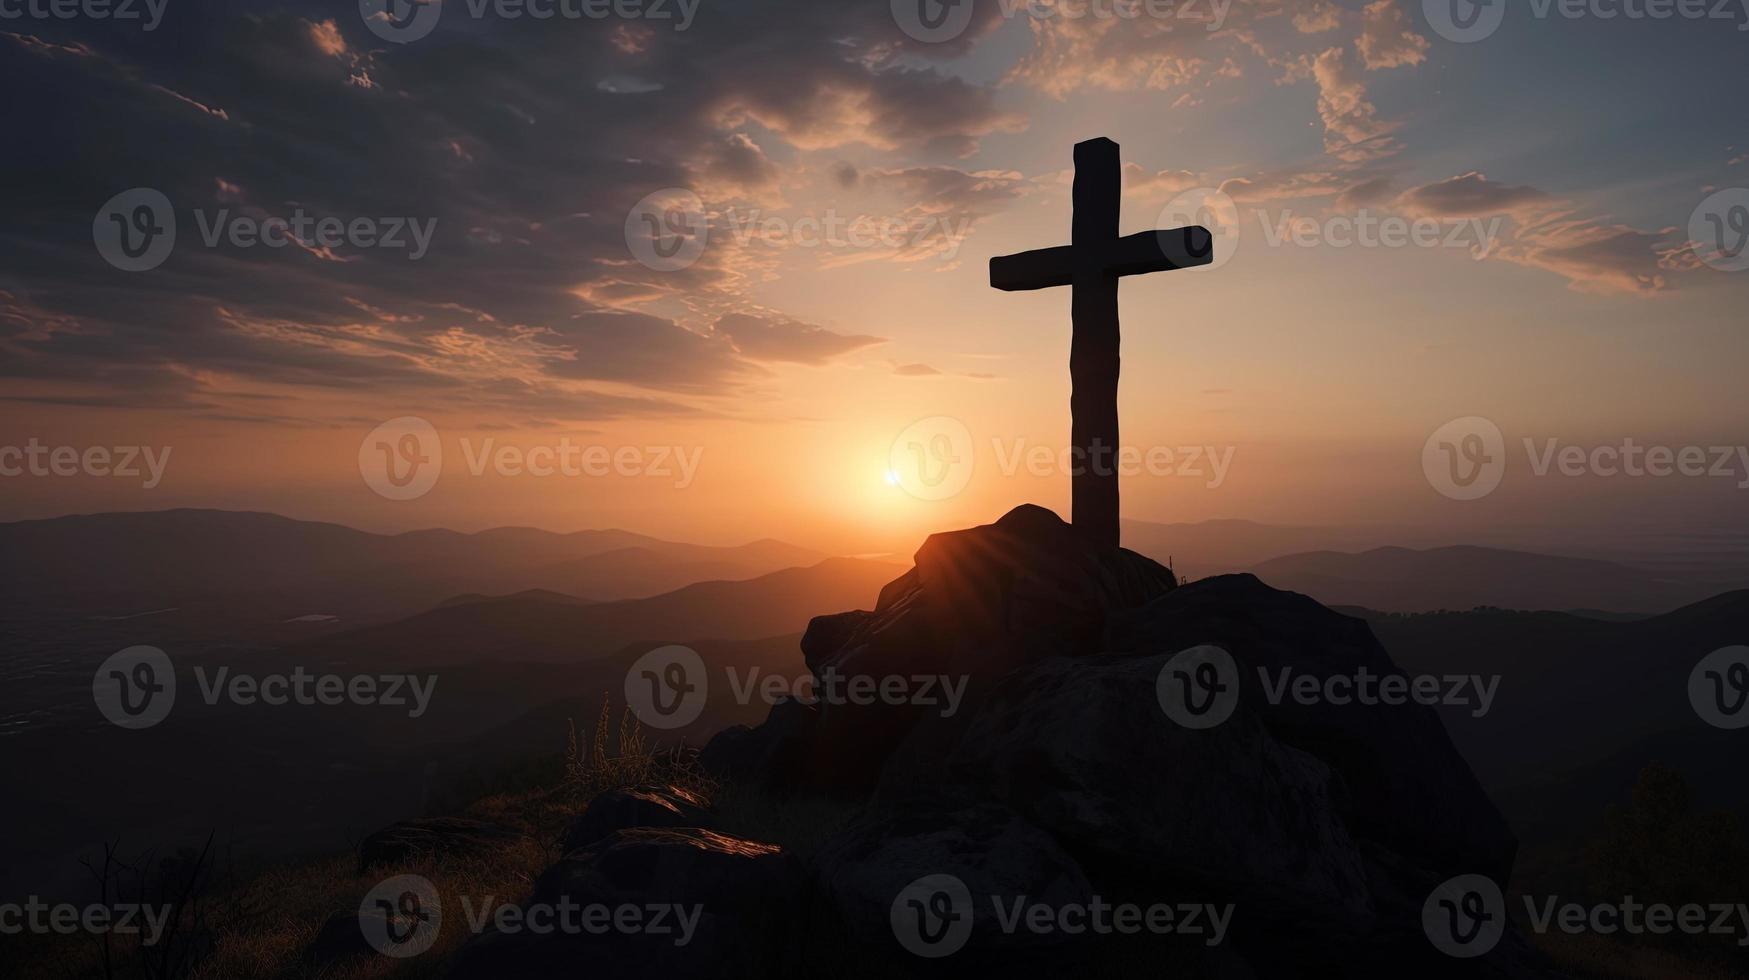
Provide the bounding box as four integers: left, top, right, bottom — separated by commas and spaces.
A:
1250, 544, 1714, 613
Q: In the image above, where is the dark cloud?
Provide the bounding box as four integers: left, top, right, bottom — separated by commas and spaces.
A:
0, 0, 1016, 417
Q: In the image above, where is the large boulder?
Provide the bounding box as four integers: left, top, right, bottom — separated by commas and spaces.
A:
452, 827, 803, 979
1107, 574, 1517, 887
698, 696, 820, 792
560, 784, 713, 853
883, 652, 1375, 931
815, 801, 1094, 960
804, 503, 1177, 682
723, 505, 1177, 795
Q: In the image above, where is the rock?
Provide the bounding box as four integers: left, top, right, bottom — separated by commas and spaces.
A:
806, 504, 1177, 682
451, 827, 802, 980
1108, 574, 1517, 887
705, 506, 1532, 973
885, 652, 1375, 932
699, 696, 819, 791
778, 505, 1177, 794
477, 507, 1546, 975
815, 801, 1093, 956
356, 816, 519, 873
560, 784, 713, 852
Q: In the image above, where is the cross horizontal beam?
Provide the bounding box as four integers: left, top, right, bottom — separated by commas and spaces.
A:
989, 226, 1214, 292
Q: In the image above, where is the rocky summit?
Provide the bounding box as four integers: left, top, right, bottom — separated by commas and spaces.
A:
457, 505, 1547, 977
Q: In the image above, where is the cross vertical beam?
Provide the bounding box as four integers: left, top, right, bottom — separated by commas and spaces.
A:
1070, 137, 1122, 550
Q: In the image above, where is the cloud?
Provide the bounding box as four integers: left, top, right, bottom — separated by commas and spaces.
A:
1310, 46, 1399, 162
713, 312, 885, 365
1397, 172, 1550, 217
1398, 174, 1692, 295
0, 0, 1017, 417
1337, 175, 1395, 208
893, 362, 941, 376
1356, 0, 1428, 70
1498, 218, 1694, 296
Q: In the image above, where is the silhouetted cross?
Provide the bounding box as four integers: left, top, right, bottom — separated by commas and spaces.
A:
990, 137, 1213, 549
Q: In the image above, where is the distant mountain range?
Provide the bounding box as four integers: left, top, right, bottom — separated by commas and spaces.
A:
1123, 518, 1743, 614
1365, 591, 1749, 845
6, 510, 1743, 623
281, 557, 904, 668
0, 509, 826, 624
1249, 545, 1717, 614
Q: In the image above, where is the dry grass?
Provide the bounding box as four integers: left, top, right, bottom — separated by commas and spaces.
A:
10, 696, 727, 980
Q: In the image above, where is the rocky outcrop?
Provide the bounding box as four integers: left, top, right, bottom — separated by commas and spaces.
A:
456, 505, 1537, 976
697, 505, 1536, 975
559, 783, 714, 852
451, 827, 802, 980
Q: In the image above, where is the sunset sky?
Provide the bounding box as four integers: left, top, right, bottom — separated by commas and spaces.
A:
3, 0, 1746, 554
